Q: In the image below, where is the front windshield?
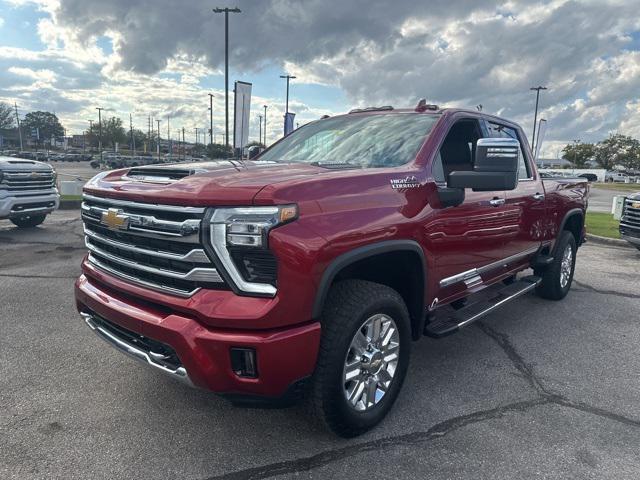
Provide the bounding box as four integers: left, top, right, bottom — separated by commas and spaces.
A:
258, 113, 439, 168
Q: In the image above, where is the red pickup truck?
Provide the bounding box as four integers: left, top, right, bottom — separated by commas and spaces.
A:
75, 104, 588, 437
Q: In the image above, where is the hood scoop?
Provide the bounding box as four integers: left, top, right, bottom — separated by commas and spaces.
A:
124, 166, 207, 184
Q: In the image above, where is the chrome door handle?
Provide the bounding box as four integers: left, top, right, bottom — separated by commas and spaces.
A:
489, 198, 505, 207
532, 192, 545, 201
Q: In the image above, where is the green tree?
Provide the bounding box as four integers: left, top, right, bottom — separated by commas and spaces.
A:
561, 142, 595, 168
0, 102, 15, 129
89, 117, 127, 149
21, 111, 64, 140
246, 140, 266, 149
594, 134, 640, 171
206, 143, 233, 159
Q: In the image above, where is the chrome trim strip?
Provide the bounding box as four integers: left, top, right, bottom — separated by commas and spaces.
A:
81, 203, 200, 237
209, 223, 277, 296
80, 312, 193, 386
84, 227, 210, 263
10, 205, 55, 214
87, 254, 199, 297
86, 241, 223, 282
439, 246, 539, 288
81, 212, 198, 243
82, 193, 205, 214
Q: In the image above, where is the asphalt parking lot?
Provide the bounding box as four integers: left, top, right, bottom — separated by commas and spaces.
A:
1, 211, 639, 480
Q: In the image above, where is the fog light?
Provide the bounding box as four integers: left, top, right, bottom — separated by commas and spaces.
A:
230, 348, 258, 378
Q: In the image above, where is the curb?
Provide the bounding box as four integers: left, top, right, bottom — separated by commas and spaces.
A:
585, 233, 631, 248
59, 200, 82, 210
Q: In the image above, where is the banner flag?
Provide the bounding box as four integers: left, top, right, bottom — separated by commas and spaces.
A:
233, 81, 252, 150
284, 112, 295, 136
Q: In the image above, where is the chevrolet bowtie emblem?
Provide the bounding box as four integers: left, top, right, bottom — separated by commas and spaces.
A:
101, 208, 130, 230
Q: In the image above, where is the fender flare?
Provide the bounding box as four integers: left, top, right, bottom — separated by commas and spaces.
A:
311, 239, 427, 320
554, 208, 585, 252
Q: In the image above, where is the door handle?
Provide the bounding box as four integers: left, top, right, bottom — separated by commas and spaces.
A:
489, 198, 505, 207
532, 192, 545, 201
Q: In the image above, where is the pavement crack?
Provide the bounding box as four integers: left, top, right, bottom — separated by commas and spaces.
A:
554, 398, 640, 428
572, 280, 640, 300
205, 397, 549, 480
476, 321, 551, 395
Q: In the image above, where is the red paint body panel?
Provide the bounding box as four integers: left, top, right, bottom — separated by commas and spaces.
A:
74, 108, 588, 399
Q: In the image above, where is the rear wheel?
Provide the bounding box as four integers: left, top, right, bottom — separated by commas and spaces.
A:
309, 279, 411, 437
10, 214, 46, 228
536, 231, 577, 300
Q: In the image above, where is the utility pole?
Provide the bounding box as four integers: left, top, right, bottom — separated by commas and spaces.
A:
279, 74, 296, 115
148, 116, 151, 154
263, 104, 268, 146
258, 114, 262, 146
182, 127, 186, 161
156, 119, 161, 162
14, 103, 23, 151
96, 107, 104, 165
530, 86, 547, 155
167, 115, 171, 159
88, 120, 93, 151
212, 7, 241, 150
572, 139, 581, 168
208, 93, 214, 146
129, 113, 135, 155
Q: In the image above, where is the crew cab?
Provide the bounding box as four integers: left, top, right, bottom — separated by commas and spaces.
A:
619, 193, 640, 249
74, 105, 588, 437
0, 156, 59, 227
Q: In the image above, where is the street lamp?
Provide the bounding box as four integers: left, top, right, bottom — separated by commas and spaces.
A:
279, 74, 296, 115
212, 7, 241, 150
96, 107, 104, 165
530, 86, 547, 154
263, 104, 268, 146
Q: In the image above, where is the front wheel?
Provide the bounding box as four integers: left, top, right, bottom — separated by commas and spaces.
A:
309, 280, 411, 437
536, 231, 577, 300
10, 214, 47, 228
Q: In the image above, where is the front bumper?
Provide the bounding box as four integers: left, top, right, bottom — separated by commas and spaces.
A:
0, 190, 59, 219
620, 233, 640, 247
74, 274, 321, 399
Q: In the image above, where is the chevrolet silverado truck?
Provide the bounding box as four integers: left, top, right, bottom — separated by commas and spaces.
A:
0, 156, 59, 227
75, 104, 588, 437
619, 193, 640, 249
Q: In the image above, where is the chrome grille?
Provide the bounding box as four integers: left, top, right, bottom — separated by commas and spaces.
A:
1, 170, 56, 192
81, 194, 224, 296
621, 198, 640, 230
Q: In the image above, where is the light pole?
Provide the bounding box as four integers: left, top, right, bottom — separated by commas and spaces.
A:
213, 7, 241, 150
263, 104, 268, 146
279, 74, 296, 115
96, 107, 104, 165
258, 114, 262, 146
572, 139, 580, 168
208, 93, 214, 146
156, 119, 161, 162
530, 86, 547, 155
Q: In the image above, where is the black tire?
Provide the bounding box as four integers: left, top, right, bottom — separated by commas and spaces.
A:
10, 214, 47, 228
309, 279, 411, 437
536, 231, 577, 300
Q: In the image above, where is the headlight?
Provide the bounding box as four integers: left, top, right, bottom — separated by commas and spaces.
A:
207, 205, 297, 296
210, 205, 298, 248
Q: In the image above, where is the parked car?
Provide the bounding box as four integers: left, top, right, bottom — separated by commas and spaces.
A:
605, 171, 629, 183
0, 155, 59, 227
619, 193, 640, 250
75, 105, 588, 437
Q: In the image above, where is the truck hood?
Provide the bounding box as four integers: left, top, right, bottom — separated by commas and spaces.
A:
83, 160, 327, 205
0, 156, 54, 172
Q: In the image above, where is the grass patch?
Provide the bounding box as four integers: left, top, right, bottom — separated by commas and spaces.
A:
586, 211, 620, 239
60, 194, 83, 201
592, 182, 640, 192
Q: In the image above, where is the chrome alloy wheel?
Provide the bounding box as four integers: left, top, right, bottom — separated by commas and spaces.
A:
343, 313, 400, 412
560, 243, 573, 288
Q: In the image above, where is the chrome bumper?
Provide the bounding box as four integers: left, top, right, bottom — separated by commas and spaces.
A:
80, 312, 193, 386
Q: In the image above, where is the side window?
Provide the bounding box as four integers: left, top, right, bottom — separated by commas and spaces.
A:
486, 122, 532, 180
433, 119, 482, 183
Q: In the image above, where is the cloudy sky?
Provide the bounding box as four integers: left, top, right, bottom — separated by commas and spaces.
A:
1, 0, 639, 155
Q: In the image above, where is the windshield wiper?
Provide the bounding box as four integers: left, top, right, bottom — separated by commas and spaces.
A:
309, 161, 362, 169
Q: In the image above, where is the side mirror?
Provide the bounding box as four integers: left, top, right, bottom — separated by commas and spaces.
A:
447, 138, 519, 191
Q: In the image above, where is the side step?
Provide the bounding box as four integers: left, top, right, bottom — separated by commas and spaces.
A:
424, 275, 542, 338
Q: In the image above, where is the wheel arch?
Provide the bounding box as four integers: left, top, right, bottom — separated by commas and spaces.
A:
556, 209, 585, 252
312, 240, 427, 340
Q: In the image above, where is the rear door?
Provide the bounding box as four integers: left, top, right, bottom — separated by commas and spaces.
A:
485, 120, 546, 259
